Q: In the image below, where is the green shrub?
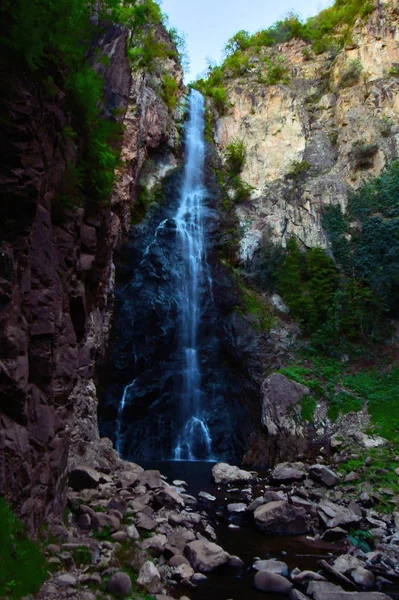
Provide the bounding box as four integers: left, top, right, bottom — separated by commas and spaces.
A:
0, 498, 48, 598
301, 395, 317, 422
339, 59, 363, 88
276, 238, 340, 334
161, 73, 179, 111
327, 391, 364, 421
286, 160, 311, 180
224, 139, 247, 175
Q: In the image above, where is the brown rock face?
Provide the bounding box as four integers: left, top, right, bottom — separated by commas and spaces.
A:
0, 23, 183, 533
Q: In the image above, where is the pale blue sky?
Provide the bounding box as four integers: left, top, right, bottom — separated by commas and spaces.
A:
160, 0, 332, 81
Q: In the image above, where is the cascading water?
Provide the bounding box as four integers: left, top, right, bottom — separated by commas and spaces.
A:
173, 90, 213, 461
100, 89, 250, 463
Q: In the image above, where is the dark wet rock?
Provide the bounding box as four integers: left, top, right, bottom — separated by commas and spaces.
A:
185, 540, 230, 572
141, 534, 168, 557
228, 555, 244, 568
309, 465, 339, 488
212, 463, 257, 485
322, 527, 348, 541
106, 572, 132, 596
168, 555, 191, 568
271, 463, 307, 484
247, 497, 266, 512
307, 581, 390, 599
253, 570, 293, 594
69, 466, 100, 491
253, 559, 289, 577
291, 568, 327, 583
254, 501, 309, 536
191, 573, 208, 584
264, 490, 286, 503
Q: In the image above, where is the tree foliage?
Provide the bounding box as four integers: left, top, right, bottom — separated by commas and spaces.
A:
0, 0, 180, 209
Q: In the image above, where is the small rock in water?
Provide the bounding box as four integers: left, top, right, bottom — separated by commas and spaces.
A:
198, 491, 216, 502
228, 555, 244, 568
227, 503, 247, 513
212, 463, 257, 485
173, 480, 188, 487
253, 559, 289, 577
228, 524, 240, 529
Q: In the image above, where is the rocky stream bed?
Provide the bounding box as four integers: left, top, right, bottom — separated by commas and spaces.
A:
35, 442, 399, 600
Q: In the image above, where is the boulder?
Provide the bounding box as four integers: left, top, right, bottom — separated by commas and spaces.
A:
55, 574, 77, 588
141, 534, 168, 557
212, 462, 257, 485
185, 540, 230, 572
291, 568, 327, 584
253, 570, 293, 594
228, 555, 244, 568
307, 580, 390, 599
333, 555, 365, 574
254, 501, 309, 535
317, 500, 361, 529
271, 463, 307, 484
253, 559, 289, 577
69, 466, 100, 491
106, 572, 132, 596
168, 555, 191, 568
138, 470, 163, 489
137, 561, 162, 594
261, 374, 309, 437
351, 567, 375, 589
309, 465, 339, 487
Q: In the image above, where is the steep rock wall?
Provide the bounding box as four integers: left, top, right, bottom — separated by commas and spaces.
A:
214, 0, 399, 261
0, 23, 183, 533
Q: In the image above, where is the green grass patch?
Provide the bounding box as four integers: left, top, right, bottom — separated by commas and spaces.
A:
327, 391, 364, 421
344, 368, 399, 441
301, 395, 317, 422
0, 498, 49, 599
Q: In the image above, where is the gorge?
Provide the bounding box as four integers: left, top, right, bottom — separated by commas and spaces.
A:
1, 0, 399, 598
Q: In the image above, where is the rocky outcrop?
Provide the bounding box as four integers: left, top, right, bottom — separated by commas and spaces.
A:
214, 0, 399, 260
0, 22, 183, 533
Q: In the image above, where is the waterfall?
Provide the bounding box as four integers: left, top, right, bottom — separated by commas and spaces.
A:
173, 90, 213, 461
115, 379, 136, 456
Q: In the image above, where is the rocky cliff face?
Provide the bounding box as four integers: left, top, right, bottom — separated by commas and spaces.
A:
214, 0, 399, 261
0, 22, 183, 533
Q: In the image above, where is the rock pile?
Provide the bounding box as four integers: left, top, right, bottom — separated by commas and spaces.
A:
36, 457, 399, 600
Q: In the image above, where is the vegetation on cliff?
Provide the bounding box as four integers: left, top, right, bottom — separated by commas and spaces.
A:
0, 498, 48, 598
0, 0, 182, 210
193, 0, 374, 110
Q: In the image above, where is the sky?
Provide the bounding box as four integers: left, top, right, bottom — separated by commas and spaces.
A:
160, 0, 333, 81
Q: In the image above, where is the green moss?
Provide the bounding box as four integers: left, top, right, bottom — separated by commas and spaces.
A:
224, 139, 247, 175
301, 395, 317, 422
286, 160, 311, 180
339, 59, 363, 88
0, 498, 49, 599
161, 73, 179, 111
72, 545, 92, 565
238, 288, 274, 331
327, 391, 364, 421
344, 368, 399, 441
